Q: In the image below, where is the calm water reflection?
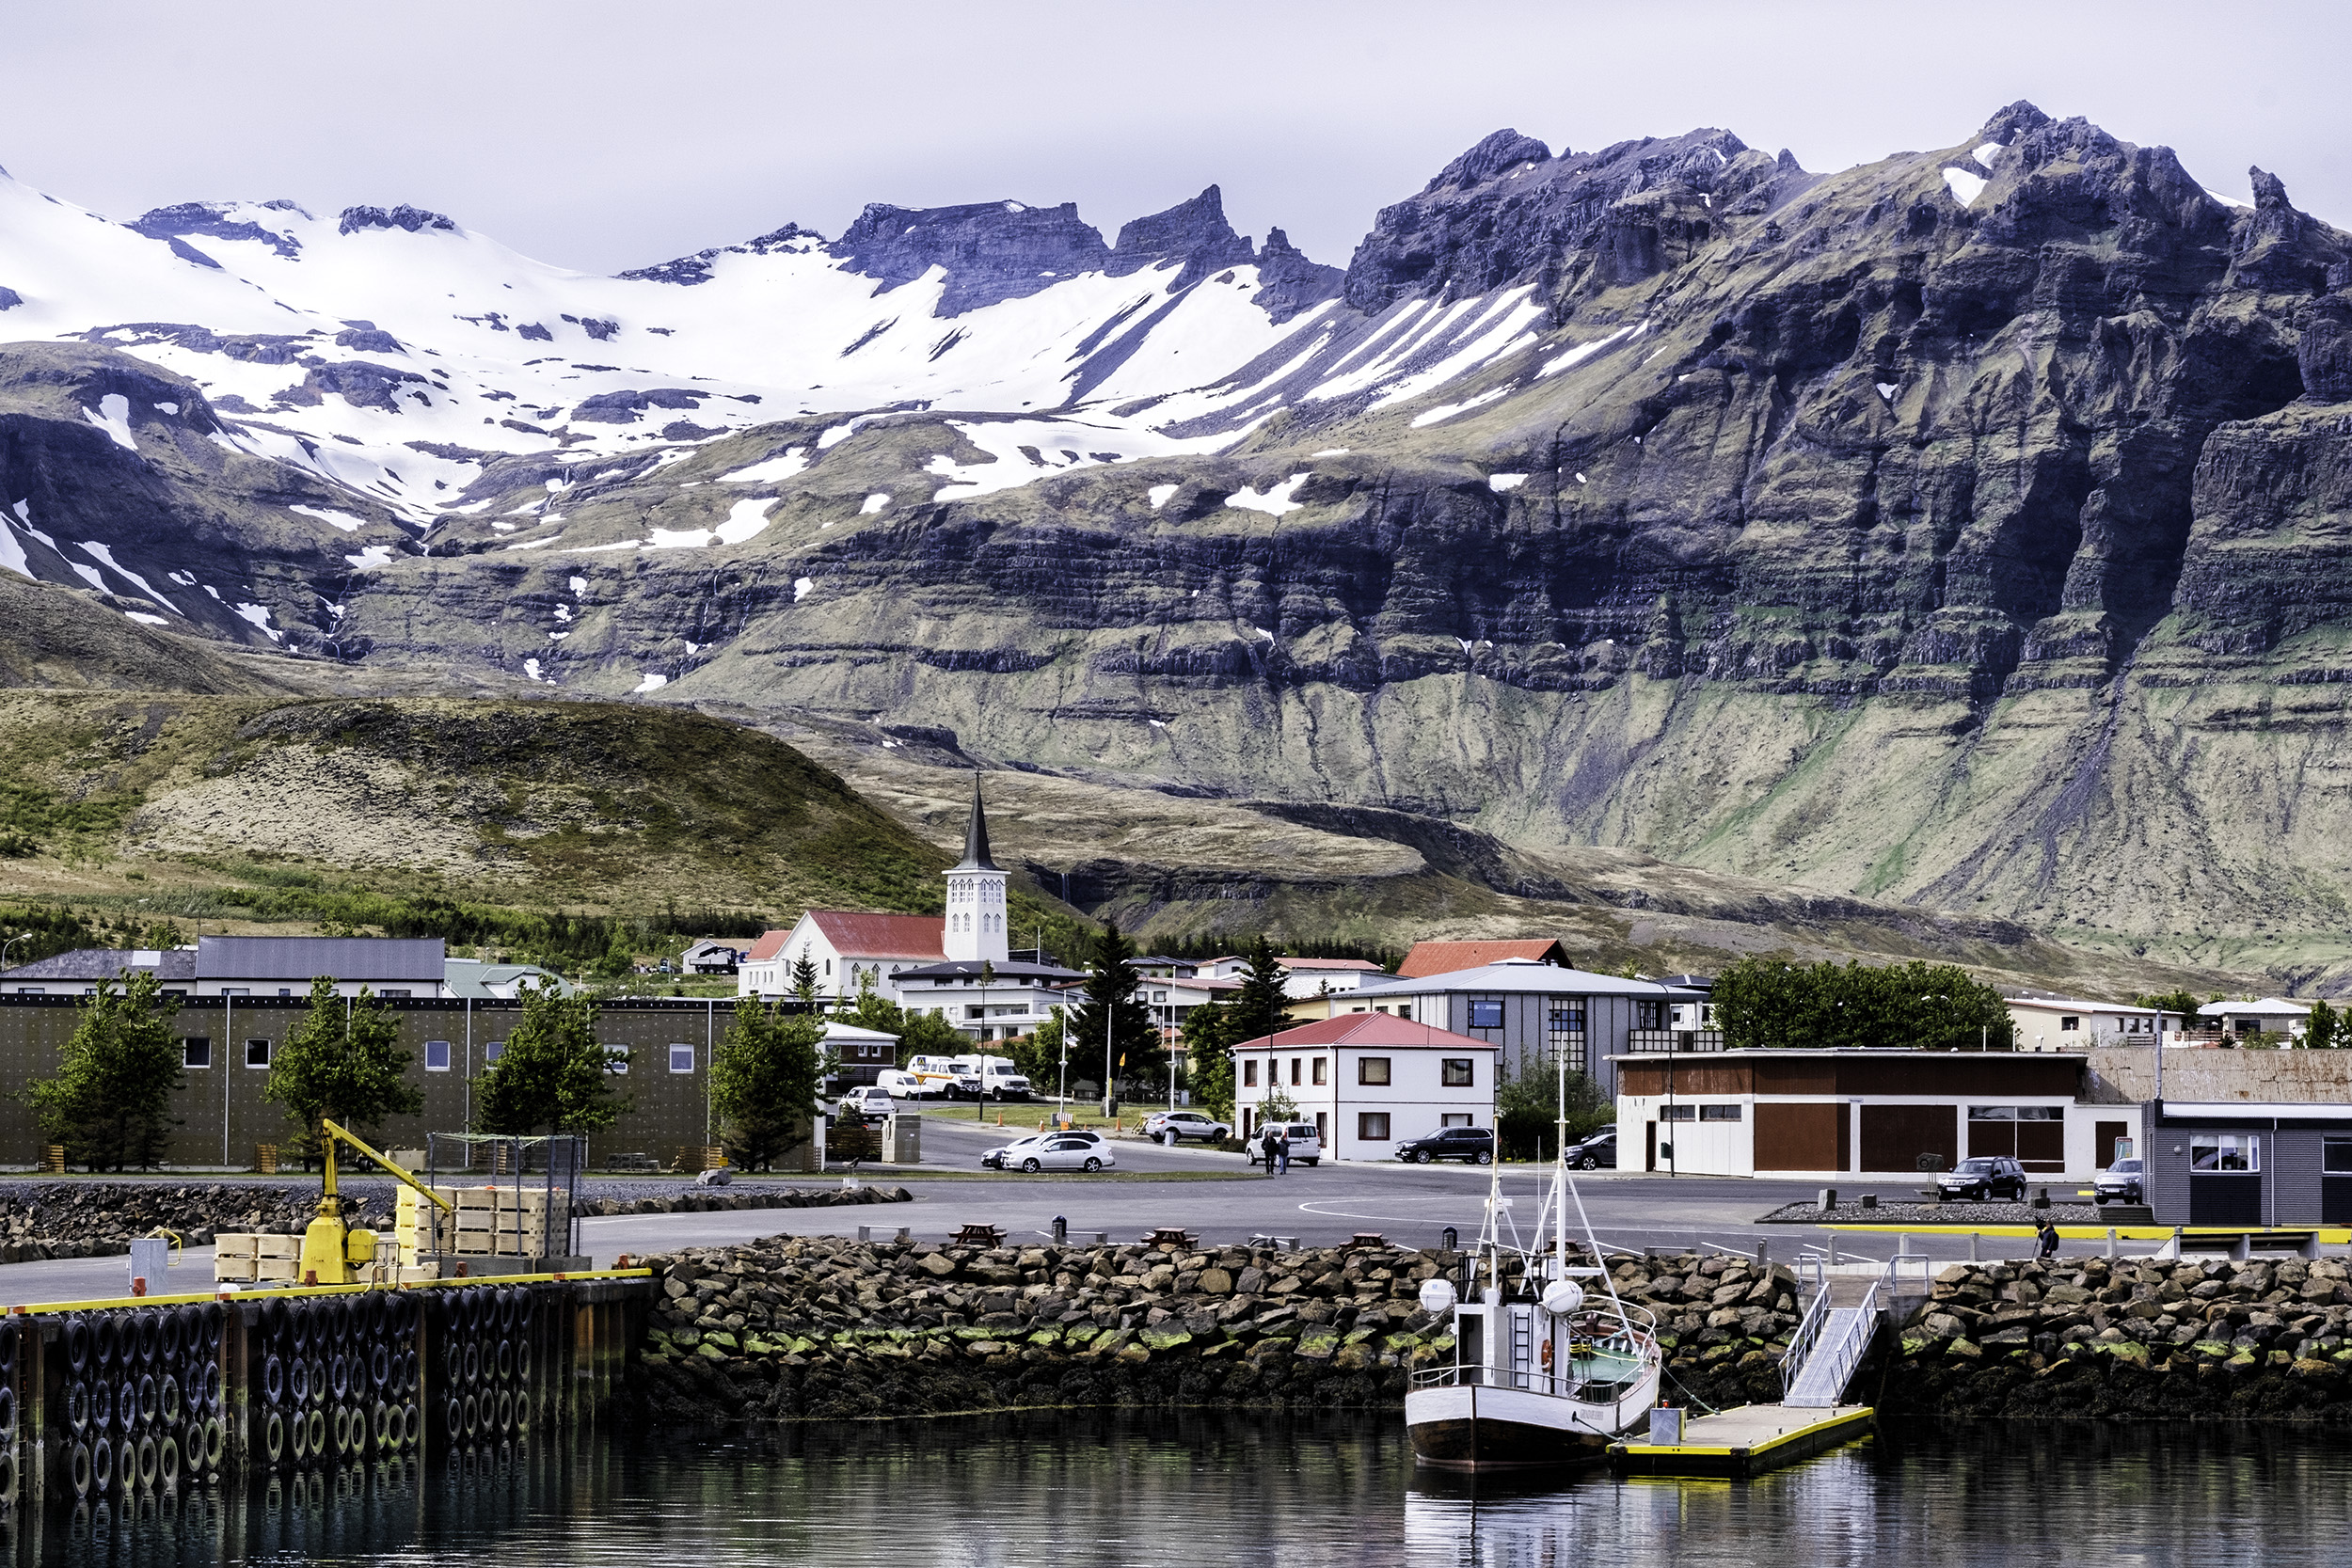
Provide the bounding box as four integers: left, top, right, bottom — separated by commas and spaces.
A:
24, 1413, 2352, 1566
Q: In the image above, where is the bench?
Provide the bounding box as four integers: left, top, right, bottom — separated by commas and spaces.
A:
857, 1225, 913, 1244
1140, 1227, 1198, 1249
1345, 1232, 1388, 1250
952, 1224, 1006, 1247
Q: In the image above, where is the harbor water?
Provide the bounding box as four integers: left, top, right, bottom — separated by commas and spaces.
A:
29, 1412, 2352, 1566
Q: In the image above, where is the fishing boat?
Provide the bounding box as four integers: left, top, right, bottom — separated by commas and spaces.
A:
1403, 1058, 1662, 1471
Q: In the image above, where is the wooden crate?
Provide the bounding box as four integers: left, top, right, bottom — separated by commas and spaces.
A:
397, 1264, 441, 1284
213, 1257, 259, 1283
255, 1234, 301, 1260
215, 1233, 259, 1259
37, 1146, 64, 1174
254, 1145, 278, 1175
254, 1258, 299, 1283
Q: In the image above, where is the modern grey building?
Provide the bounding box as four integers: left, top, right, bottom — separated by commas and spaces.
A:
3, 937, 567, 1000
1327, 958, 1705, 1099
2140, 1100, 2352, 1227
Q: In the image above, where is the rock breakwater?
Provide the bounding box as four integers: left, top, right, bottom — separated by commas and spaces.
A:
628, 1237, 1805, 1423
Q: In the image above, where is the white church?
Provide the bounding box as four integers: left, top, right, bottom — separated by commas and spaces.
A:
738, 777, 1082, 1041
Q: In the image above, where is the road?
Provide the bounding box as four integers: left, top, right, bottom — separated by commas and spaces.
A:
0, 1121, 2106, 1307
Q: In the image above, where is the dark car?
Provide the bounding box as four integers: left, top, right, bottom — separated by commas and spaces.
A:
1565, 1129, 1617, 1170
1937, 1155, 2027, 1201
2093, 1157, 2145, 1205
1395, 1127, 1495, 1165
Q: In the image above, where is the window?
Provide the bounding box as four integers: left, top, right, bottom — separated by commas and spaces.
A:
670, 1044, 695, 1074
1700, 1104, 1742, 1121
1468, 1000, 1503, 1030
1359, 1057, 1391, 1086
423, 1040, 452, 1072
1441, 1113, 1473, 1128
608, 1051, 630, 1076
485, 1040, 507, 1065
1290, 1057, 1301, 1086
1244, 1060, 1258, 1087
244, 1038, 271, 1069
1660, 1104, 1696, 1121
1442, 1058, 1474, 1087
182, 1037, 211, 1069
2191, 1133, 2259, 1172
1359, 1113, 1391, 1141
2059, 1016, 2080, 1032
1635, 1000, 1667, 1029
381, 990, 411, 1000
1397, 1006, 1413, 1022
1311, 1057, 1327, 1086
2326, 1138, 2352, 1174
221, 989, 249, 998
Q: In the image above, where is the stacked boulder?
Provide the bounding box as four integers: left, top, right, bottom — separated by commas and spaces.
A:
1597, 1252, 1804, 1409
1888, 1256, 2352, 1418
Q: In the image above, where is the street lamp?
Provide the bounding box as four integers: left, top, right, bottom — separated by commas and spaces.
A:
0, 932, 31, 971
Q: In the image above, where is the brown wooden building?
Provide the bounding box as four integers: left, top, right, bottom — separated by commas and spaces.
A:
1613, 1049, 2137, 1180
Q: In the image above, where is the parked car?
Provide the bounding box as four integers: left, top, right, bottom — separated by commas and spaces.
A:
836, 1086, 897, 1127
1143, 1111, 1232, 1145
981, 1130, 1104, 1170
907, 1055, 980, 1099
1246, 1121, 1324, 1167
1937, 1155, 2028, 1202
1000, 1133, 1116, 1174
2093, 1157, 2145, 1206
1394, 1127, 1495, 1164
873, 1069, 927, 1100
1565, 1129, 1617, 1170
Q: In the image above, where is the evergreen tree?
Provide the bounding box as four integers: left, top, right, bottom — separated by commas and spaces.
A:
1229, 935, 1292, 1041
2309, 998, 2341, 1050
789, 950, 821, 1005
711, 998, 826, 1170
1066, 921, 1159, 1100
26, 970, 183, 1171
264, 978, 423, 1146
477, 983, 631, 1135
1181, 1002, 1240, 1122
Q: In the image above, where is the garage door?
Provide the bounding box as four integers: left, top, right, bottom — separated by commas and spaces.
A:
1860, 1105, 1958, 1174
1756, 1102, 1846, 1172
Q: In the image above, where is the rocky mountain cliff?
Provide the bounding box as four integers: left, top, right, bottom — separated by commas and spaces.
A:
2, 103, 2350, 986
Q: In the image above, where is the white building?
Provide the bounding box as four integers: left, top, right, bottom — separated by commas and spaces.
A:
739, 913, 946, 1002
0, 937, 573, 1000
1231, 1013, 1499, 1161
1278, 958, 1387, 1000
2197, 998, 2312, 1041
2009, 994, 2171, 1052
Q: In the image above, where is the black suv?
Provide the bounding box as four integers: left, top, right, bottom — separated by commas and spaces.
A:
1937, 1155, 2027, 1201
1565, 1129, 1617, 1170
1395, 1127, 1495, 1164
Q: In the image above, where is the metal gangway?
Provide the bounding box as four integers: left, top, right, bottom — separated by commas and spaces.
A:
1781, 1252, 1932, 1408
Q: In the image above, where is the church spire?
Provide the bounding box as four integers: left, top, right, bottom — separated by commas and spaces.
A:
954, 772, 999, 872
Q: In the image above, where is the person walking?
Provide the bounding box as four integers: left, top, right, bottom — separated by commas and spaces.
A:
1276, 1129, 1292, 1176
2035, 1212, 2059, 1260
1260, 1124, 1279, 1175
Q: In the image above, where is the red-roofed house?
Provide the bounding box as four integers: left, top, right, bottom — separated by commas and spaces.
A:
1230, 1012, 1498, 1160
1395, 939, 1567, 978
738, 911, 946, 1001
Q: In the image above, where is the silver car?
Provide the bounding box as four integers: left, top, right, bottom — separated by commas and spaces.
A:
1006, 1134, 1115, 1174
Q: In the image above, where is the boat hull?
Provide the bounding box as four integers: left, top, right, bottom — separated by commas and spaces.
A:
1405, 1383, 1629, 1472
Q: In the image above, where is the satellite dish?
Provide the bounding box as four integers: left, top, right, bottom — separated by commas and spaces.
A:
1541, 1280, 1585, 1317
1417, 1277, 1458, 1316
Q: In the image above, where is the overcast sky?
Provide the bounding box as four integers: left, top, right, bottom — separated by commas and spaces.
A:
4, 1, 2346, 277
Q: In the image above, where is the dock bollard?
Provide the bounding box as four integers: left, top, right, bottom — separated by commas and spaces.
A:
1968, 1232, 1979, 1263
1053, 1215, 1068, 1244
2106, 1227, 2118, 1259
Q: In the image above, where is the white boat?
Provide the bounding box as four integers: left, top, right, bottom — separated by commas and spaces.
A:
1405, 1065, 1662, 1471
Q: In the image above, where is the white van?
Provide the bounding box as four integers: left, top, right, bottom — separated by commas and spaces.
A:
874, 1069, 927, 1100
1248, 1121, 1323, 1167
907, 1055, 978, 1099
977, 1058, 1032, 1101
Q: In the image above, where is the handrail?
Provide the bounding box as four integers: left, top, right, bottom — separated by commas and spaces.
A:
1808, 1279, 1880, 1403
1780, 1275, 1835, 1398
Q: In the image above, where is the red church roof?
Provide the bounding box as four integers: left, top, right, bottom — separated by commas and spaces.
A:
805, 911, 946, 960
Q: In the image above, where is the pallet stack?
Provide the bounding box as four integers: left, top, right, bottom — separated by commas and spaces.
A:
213, 1233, 302, 1284
394, 1186, 572, 1263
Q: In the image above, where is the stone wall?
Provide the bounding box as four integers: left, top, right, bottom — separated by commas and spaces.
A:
2084, 1045, 2352, 1105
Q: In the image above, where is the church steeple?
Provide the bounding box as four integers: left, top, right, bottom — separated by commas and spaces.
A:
943, 772, 1008, 964
955, 773, 999, 872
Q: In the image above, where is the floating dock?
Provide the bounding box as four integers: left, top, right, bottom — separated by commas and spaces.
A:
1608, 1403, 1873, 1480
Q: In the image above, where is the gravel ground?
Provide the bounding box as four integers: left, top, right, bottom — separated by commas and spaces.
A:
1757, 1199, 2138, 1227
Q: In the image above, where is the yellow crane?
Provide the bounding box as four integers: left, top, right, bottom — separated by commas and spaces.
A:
298, 1118, 454, 1287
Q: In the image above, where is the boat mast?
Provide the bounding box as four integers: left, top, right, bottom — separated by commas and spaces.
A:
1554, 1035, 1568, 1269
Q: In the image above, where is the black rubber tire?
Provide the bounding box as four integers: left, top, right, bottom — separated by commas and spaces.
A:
260, 1295, 286, 1342
498, 1288, 517, 1334
204, 1303, 223, 1353
182, 1420, 203, 1478
306, 1408, 325, 1457
496, 1389, 514, 1433
496, 1339, 513, 1383
203, 1418, 225, 1471
463, 1393, 480, 1439
158, 1435, 179, 1492
134, 1373, 153, 1428
289, 1410, 308, 1463
1578, 1155, 1599, 1171
516, 1340, 532, 1383
202, 1361, 222, 1414
94, 1378, 117, 1433
371, 1344, 390, 1390
400, 1349, 417, 1393
329, 1353, 350, 1402
66, 1315, 90, 1375
158, 1373, 181, 1427
136, 1314, 158, 1367
309, 1357, 326, 1407
514, 1389, 531, 1433
444, 1398, 464, 1443
287, 1358, 307, 1408
1473, 1151, 1492, 1165
330, 1405, 351, 1456
93, 1316, 116, 1371
516, 1289, 534, 1329
263, 1412, 284, 1465
136, 1433, 158, 1490
159, 1311, 181, 1364
1021, 1158, 1041, 1173
288, 1301, 310, 1354
1083, 1157, 1103, 1173
71, 1440, 91, 1497
66, 1381, 88, 1434
403, 1403, 421, 1449
372, 1402, 390, 1449
464, 1341, 480, 1386
263, 1354, 284, 1407
0, 1319, 17, 1366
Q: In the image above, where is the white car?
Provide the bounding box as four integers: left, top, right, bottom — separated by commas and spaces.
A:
836, 1087, 897, 1125
1143, 1110, 1232, 1145
1004, 1133, 1115, 1174
981, 1130, 1104, 1170
1247, 1121, 1324, 1167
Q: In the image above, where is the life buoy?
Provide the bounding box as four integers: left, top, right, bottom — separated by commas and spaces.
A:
1539, 1338, 1554, 1370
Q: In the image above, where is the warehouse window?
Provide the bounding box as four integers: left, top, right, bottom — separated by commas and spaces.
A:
1359, 1113, 1391, 1142
485, 1040, 506, 1065
1660, 1104, 1695, 1121
381, 990, 411, 1000
1442, 1058, 1474, 1087
423, 1040, 452, 1072
669, 1044, 695, 1074
1359, 1057, 1391, 1086
2191, 1133, 2258, 1172
1468, 1000, 1503, 1030
1290, 1057, 1301, 1086
182, 1037, 211, 1069
244, 1039, 271, 1068
1700, 1104, 1742, 1121
608, 1051, 630, 1076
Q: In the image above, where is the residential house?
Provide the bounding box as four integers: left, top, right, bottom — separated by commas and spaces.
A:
895, 958, 1087, 1042
440, 958, 573, 1000
1321, 958, 1700, 1100
1278, 957, 1386, 1000
2195, 998, 2311, 1042
1395, 939, 1567, 978
2008, 993, 2170, 1052
1232, 1013, 1500, 1160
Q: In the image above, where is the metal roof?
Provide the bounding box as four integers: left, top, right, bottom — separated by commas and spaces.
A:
803, 911, 946, 961
1235, 1013, 1499, 1052
441, 958, 572, 999
2199, 998, 2310, 1017
897, 958, 1083, 982
953, 774, 1001, 873
195, 936, 444, 982
1357, 960, 1693, 998
1396, 940, 1565, 977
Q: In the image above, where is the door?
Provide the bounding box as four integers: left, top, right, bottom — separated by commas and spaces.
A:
1755, 1102, 1843, 1171
1860, 1105, 1959, 1174
2096, 1121, 2128, 1169
1645, 1121, 1657, 1172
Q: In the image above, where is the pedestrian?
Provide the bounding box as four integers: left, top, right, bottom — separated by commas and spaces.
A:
1260, 1124, 1279, 1174
2036, 1212, 2058, 1259
1276, 1129, 1292, 1176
